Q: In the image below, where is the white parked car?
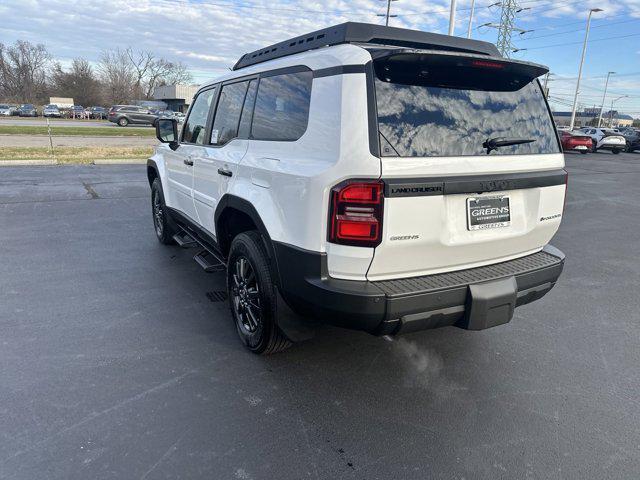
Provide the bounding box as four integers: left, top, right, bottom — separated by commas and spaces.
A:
147, 22, 567, 354
580, 127, 626, 154
0, 104, 13, 116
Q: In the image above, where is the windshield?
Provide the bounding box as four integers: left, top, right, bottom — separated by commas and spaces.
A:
374, 60, 560, 157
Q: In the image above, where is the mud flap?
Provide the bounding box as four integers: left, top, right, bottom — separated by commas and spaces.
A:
275, 288, 317, 342
458, 276, 518, 330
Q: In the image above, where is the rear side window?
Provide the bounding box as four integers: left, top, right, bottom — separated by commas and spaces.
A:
211, 81, 249, 145
374, 56, 560, 157
251, 71, 312, 141
183, 88, 216, 145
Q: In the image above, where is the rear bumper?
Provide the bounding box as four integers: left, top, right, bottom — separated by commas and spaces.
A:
274, 243, 565, 335
565, 144, 590, 151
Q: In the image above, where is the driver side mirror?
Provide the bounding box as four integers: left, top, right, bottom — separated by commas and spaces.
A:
156, 118, 179, 151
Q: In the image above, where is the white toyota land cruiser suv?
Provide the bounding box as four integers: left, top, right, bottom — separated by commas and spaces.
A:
148, 23, 566, 354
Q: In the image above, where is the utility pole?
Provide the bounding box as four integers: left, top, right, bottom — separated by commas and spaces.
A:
542, 72, 552, 98
496, 0, 517, 57
466, 0, 475, 38
378, 0, 398, 26
481, 1, 532, 57
448, 0, 458, 35
597, 71, 615, 128
569, 8, 603, 131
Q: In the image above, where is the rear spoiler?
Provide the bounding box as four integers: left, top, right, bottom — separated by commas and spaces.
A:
370, 49, 549, 92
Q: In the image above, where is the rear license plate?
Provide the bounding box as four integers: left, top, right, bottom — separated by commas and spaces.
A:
467, 196, 511, 231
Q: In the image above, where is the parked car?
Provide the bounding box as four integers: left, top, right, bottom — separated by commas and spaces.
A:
68, 105, 85, 118
622, 128, 640, 153
0, 104, 13, 116
86, 106, 107, 119
580, 127, 626, 153
17, 104, 38, 117
148, 22, 567, 354
42, 104, 62, 118
108, 105, 158, 127
559, 130, 592, 154
173, 111, 186, 123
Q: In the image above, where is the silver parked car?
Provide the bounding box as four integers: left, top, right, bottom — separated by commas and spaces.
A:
43, 104, 62, 118
0, 104, 13, 116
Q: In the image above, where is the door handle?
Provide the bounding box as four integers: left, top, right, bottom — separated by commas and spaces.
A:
217, 168, 233, 177
184, 158, 194, 166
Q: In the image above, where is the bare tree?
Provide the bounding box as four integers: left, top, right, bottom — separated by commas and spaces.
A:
98, 48, 136, 104
51, 58, 103, 106
99, 47, 193, 104
0, 40, 51, 103
125, 48, 193, 99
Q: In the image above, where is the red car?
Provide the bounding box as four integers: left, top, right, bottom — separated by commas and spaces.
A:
559, 130, 592, 154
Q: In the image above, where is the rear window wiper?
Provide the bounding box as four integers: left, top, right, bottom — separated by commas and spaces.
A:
483, 137, 535, 154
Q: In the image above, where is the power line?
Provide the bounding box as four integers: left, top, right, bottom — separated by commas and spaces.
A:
522, 18, 640, 40
515, 31, 640, 50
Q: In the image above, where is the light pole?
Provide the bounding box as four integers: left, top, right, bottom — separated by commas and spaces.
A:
377, 0, 398, 26
609, 95, 628, 127
569, 8, 603, 131
597, 71, 615, 127
466, 0, 475, 38
449, 0, 458, 36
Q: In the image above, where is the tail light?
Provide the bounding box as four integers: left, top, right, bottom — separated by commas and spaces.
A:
328, 180, 384, 247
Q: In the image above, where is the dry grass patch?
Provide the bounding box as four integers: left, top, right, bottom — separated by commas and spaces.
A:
0, 125, 155, 137
0, 146, 153, 164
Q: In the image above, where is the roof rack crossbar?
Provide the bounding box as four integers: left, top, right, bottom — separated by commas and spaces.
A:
232, 22, 500, 71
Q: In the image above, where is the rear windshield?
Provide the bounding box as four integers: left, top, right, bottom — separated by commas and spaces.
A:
374, 57, 560, 157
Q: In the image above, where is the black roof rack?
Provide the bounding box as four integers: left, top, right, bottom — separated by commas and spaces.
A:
233, 22, 501, 71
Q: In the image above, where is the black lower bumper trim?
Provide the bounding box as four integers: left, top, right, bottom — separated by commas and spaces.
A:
274, 242, 565, 335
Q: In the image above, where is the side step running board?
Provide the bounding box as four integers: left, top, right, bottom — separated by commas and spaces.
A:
194, 249, 226, 273
172, 231, 197, 248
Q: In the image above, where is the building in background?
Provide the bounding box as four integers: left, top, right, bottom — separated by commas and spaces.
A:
152, 84, 199, 112
48, 97, 74, 108
553, 110, 634, 128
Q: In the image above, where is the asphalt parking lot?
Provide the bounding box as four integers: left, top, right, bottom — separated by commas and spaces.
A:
1, 151, 639, 479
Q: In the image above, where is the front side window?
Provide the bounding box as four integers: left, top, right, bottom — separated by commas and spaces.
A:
211, 81, 249, 145
182, 87, 216, 145
374, 55, 560, 157
251, 71, 312, 141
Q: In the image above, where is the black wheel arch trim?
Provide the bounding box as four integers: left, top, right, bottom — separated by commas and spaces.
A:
146, 159, 160, 187
215, 194, 282, 288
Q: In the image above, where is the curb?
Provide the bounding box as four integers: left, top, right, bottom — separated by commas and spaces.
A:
93, 158, 148, 165
0, 159, 57, 166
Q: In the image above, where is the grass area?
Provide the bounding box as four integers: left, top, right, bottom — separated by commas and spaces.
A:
0, 146, 153, 163
0, 125, 155, 137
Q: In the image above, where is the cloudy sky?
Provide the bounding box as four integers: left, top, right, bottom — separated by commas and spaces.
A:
1, 0, 639, 116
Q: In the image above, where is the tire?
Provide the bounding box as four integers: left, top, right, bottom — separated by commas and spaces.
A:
151, 178, 177, 245
227, 231, 291, 355
627, 144, 635, 153
580, 150, 588, 155
117, 117, 129, 127
612, 149, 621, 155
592, 140, 597, 152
